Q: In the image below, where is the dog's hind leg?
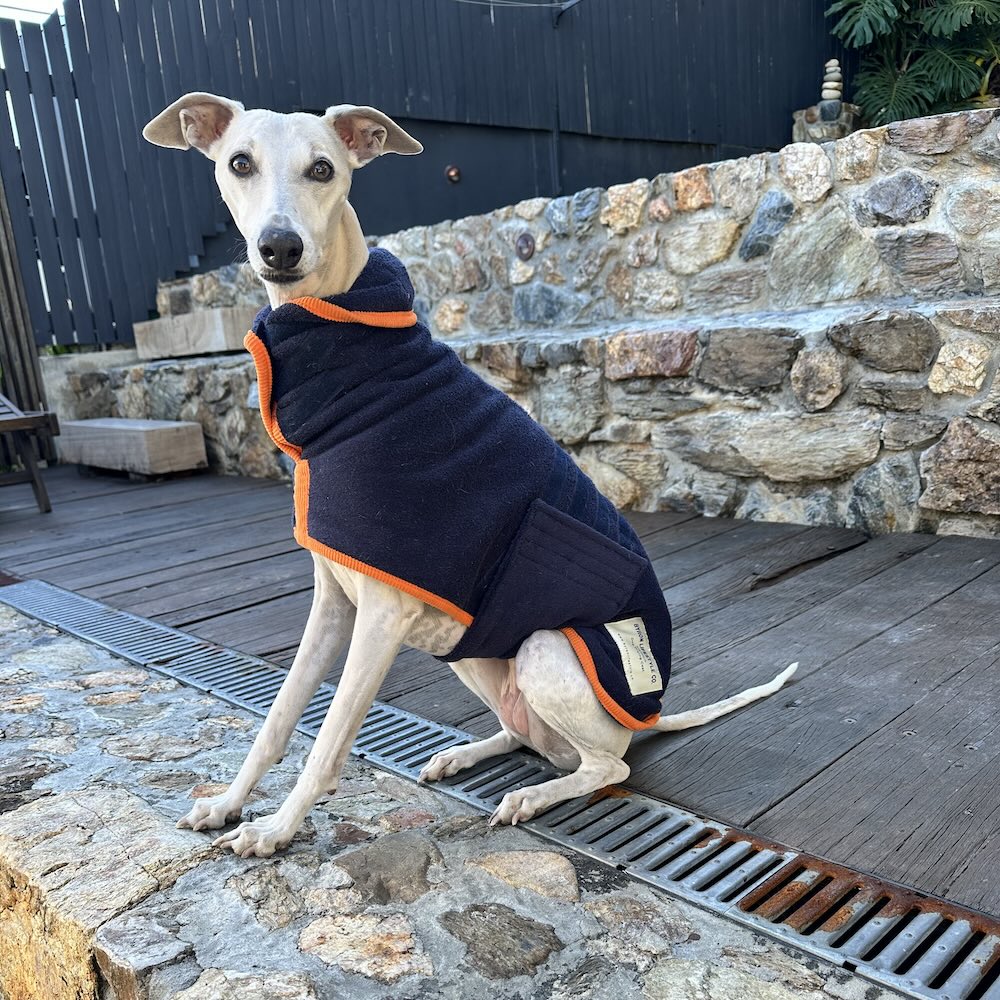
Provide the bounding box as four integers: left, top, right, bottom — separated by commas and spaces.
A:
177, 555, 356, 832
419, 729, 522, 782
419, 657, 521, 782
489, 630, 633, 826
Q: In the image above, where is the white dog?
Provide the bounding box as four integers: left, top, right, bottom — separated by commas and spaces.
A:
143, 94, 796, 858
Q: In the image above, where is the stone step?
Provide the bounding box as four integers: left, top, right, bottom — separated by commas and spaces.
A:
56, 418, 207, 476
133, 306, 258, 360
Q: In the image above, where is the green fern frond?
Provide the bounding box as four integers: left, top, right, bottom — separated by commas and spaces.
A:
854, 56, 935, 123
914, 0, 1000, 37
826, 0, 907, 47
915, 43, 985, 99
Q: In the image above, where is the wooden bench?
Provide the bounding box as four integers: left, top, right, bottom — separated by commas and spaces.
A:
0, 391, 59, 513
56, 417, 207, 477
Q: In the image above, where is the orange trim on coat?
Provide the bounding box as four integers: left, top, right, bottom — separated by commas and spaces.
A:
245, 329, 473, 628
560, 627, 661, 732
244, 331, 303, 461
289, 296, 417, 328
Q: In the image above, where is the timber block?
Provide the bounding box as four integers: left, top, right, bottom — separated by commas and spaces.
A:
56, 418, 207, 475
133, 306, 257, 360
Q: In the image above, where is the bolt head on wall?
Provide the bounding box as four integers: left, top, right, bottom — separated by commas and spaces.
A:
515, 232, 536, 260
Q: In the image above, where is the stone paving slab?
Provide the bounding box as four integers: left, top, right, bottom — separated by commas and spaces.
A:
0, 605, 904, 1000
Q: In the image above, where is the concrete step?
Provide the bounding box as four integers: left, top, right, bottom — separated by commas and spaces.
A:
133, 306, 258, 360
56, 418, 207, 475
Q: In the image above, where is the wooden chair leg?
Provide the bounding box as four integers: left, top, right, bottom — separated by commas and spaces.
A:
12, 431, 51, 513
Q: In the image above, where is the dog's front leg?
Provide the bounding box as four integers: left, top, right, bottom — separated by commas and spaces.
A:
178, 557, 355, 832
213, 579, 417, 858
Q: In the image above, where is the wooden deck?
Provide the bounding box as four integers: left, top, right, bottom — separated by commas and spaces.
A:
3, 466, 999, 917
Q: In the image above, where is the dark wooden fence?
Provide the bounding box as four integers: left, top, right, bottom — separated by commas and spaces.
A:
0, 0, 845, 348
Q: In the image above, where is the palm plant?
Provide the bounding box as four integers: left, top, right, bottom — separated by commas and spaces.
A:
826, 0, 1000, 125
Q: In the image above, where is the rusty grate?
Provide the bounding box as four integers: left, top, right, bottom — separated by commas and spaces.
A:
4, 579, 1000, 1000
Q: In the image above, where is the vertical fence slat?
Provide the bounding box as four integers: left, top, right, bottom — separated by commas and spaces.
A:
246, 0, 276, 110
353, 0, 377, 111
328, 1, 357, 108
0, 67, 52, 345
0, 21, 74, 344
166, 0, 215, 230
64, 0, 139, 337
117, 0, 176, 280
436, 0, 463, 122
261, 0, 285, 107
120, 0, 182, 271
277, 0, 299, 110
202, 0, 230, 100
78, 0, 154, 324
151, 0, 207, 263
180, 0, 229, 232
42, 13, 114, 341
87, 0, 170, 290
415, 0, 446, 123
229, 0, 256, 102
300, 0, 325, 109
203, 0, 239, 233
180, 0, 210, 86
260, 1, 286, 109
21, 22, 94, 342
132, 0, 198, 271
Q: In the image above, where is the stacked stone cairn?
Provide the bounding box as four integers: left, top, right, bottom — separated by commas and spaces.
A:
793, 58, 858, 143
821, 59, 843, 103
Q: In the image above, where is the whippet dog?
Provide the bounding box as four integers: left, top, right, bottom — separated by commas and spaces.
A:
143, 93, 797, 859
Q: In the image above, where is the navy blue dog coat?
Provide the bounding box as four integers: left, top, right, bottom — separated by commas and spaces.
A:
245, 249, 672, 730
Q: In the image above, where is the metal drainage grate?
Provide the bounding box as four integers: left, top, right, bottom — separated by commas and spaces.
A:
4, 578, 1000, 1000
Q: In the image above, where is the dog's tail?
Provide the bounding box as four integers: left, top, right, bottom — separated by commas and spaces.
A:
651, 662, 798, 733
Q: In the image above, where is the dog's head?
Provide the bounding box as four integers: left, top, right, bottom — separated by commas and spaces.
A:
143, 93, 421, 296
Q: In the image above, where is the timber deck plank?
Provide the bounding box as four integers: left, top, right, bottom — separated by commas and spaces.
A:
626, 538, 1000, 818
3, 467, 1000, 915
668, 532, 939, 671
747, 573, 1000, 913
661, 523, 867, 628
8, 493, 291, 573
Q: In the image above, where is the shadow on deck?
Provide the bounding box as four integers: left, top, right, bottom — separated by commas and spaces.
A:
2, 466, 997, 918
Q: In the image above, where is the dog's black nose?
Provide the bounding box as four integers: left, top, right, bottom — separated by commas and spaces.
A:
257, 229, 304, 271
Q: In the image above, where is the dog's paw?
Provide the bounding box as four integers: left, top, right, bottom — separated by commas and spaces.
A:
177, 793, 244, 832
418, 745, 476, 782
212, 813, 296, 858
490, 788, 543, 827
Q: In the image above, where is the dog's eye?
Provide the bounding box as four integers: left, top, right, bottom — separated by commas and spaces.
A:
229, 153, 254, 176
309, 159, 333, 182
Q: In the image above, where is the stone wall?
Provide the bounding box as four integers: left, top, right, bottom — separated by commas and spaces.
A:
61, 108, 1000, 537
157, 108, 1000, 335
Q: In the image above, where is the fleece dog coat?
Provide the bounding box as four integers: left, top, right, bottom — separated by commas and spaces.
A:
245, 249, 672, 730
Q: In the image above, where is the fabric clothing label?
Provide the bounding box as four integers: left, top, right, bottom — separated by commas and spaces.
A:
605, 617, 661, 695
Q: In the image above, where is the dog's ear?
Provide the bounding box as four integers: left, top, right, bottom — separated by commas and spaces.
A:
325, 105, 422, 168
143, 92, 244, 158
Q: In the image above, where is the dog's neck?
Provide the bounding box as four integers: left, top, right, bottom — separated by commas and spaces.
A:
264, 202, 369, 307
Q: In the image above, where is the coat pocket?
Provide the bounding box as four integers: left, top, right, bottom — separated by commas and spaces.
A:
446, 498, 647, 661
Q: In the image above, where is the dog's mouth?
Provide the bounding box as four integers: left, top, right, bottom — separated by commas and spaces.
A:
257, 269, 306, 285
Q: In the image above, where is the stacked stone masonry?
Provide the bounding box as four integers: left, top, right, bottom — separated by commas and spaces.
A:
105, 109, 1000, 536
